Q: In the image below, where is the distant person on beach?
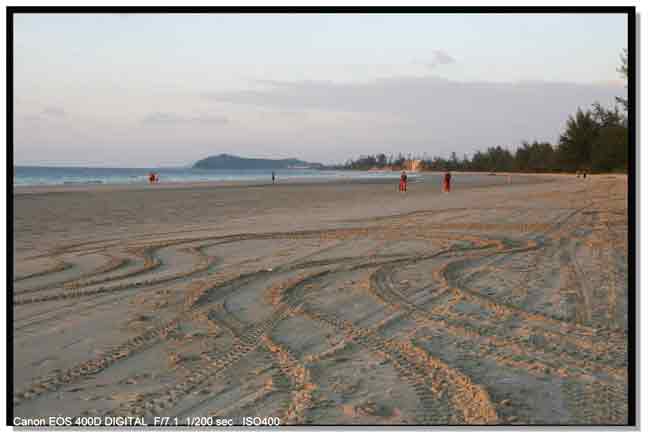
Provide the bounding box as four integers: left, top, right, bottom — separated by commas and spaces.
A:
272, 171, 276, 184
399, 171, 408, 192
443, 171, 452, 193
148, 172, 159, 184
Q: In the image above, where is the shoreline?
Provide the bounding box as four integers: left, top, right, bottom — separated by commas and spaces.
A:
12, 171, 564, 195
13, 170, 628, 195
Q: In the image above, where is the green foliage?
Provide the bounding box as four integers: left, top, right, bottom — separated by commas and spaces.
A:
557, 108, 600, 171
470, 146, 515, 172
342, 111, 627, 173
591, 126, 628, 172
193, 154, 323, 170
342, 49, 628, 174
515, 141, 556, 172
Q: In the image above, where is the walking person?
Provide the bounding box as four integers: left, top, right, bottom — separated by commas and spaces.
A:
399, 171, 408, 192
272, 171, 276, 184
443, 170, 452, 193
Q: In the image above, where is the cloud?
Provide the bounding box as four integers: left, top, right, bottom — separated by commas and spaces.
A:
204, 76, 621, 118
202, 75, 624, 155
141, 112, 180, 125
141, 112, 228, 125
190, 115, 230, 124
15, 76, 625, 166
41, 106, 66, 118
429, 50, 456, 67
19, 106, 66, 123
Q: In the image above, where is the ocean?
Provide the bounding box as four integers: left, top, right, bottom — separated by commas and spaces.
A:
13, 166, 411, 187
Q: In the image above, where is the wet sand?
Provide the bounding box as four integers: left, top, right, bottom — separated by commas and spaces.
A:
12, 173, 629, 425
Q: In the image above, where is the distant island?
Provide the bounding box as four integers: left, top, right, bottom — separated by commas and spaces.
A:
193, 154, 324, 170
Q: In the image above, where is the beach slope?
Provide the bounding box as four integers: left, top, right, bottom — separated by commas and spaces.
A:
12, 174, 629, 425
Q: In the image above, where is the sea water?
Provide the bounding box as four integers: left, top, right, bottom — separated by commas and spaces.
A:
13, 166, 411, 187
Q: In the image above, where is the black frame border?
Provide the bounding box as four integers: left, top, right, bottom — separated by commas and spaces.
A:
5, 4, 637, 429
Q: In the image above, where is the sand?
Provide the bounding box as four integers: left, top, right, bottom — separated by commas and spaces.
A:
12, 173, 629, 425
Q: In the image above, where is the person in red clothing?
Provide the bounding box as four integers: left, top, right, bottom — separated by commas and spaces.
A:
399, 171, 408, 192
443, 171, 451, 192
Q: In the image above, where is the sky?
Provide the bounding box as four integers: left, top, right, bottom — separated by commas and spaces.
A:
13, 13, 628, 167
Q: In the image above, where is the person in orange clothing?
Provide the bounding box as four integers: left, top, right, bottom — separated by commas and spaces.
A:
443, 171, 451, 192
399, 171, 408, 192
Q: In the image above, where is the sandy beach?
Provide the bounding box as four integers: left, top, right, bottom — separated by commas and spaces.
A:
12, 173, 629, 425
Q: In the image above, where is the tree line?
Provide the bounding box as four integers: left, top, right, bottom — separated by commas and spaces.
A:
341, 50, 628, 174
